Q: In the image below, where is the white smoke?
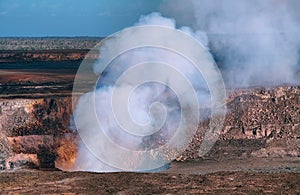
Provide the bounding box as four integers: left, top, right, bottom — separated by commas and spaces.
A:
161, 0, 300, 87
71, 1, 300, 173
72, 13, 212, 172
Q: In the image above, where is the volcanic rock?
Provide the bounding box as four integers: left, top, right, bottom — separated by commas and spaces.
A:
0, 85, 299, 170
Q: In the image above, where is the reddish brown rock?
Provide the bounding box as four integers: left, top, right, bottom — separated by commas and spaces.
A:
0, 85, 299, 170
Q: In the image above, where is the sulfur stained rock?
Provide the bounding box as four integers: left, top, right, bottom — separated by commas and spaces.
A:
55, 133, 78, 171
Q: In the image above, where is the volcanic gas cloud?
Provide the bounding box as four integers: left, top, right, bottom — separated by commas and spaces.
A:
72, 0, 300, 172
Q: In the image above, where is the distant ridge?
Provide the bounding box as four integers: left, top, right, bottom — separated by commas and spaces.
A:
0, 37, 104, 50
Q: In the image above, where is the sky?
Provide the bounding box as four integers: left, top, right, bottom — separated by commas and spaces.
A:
0, 0, 163, 37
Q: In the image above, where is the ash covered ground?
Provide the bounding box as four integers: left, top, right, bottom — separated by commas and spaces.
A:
0, 38, 299, 194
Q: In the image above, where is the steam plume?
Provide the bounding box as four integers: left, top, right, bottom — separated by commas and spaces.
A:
161, 0, 300, 87
73, 13, 211, 172
72, 1, 300, 172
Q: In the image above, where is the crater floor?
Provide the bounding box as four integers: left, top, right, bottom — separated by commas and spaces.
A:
0, 49, 299, 194
1, 159, 299, 194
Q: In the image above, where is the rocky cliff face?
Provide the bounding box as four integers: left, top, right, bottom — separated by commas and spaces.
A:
0, 86, 299, 170
179, 86, 300, 160
0, 97, 77, 170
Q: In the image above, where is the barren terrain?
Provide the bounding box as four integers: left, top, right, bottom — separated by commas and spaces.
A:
1, 169, 299, 194
0, 40, 299, 194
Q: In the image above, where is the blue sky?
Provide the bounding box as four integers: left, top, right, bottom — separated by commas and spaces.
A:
0, 0, 162, 37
